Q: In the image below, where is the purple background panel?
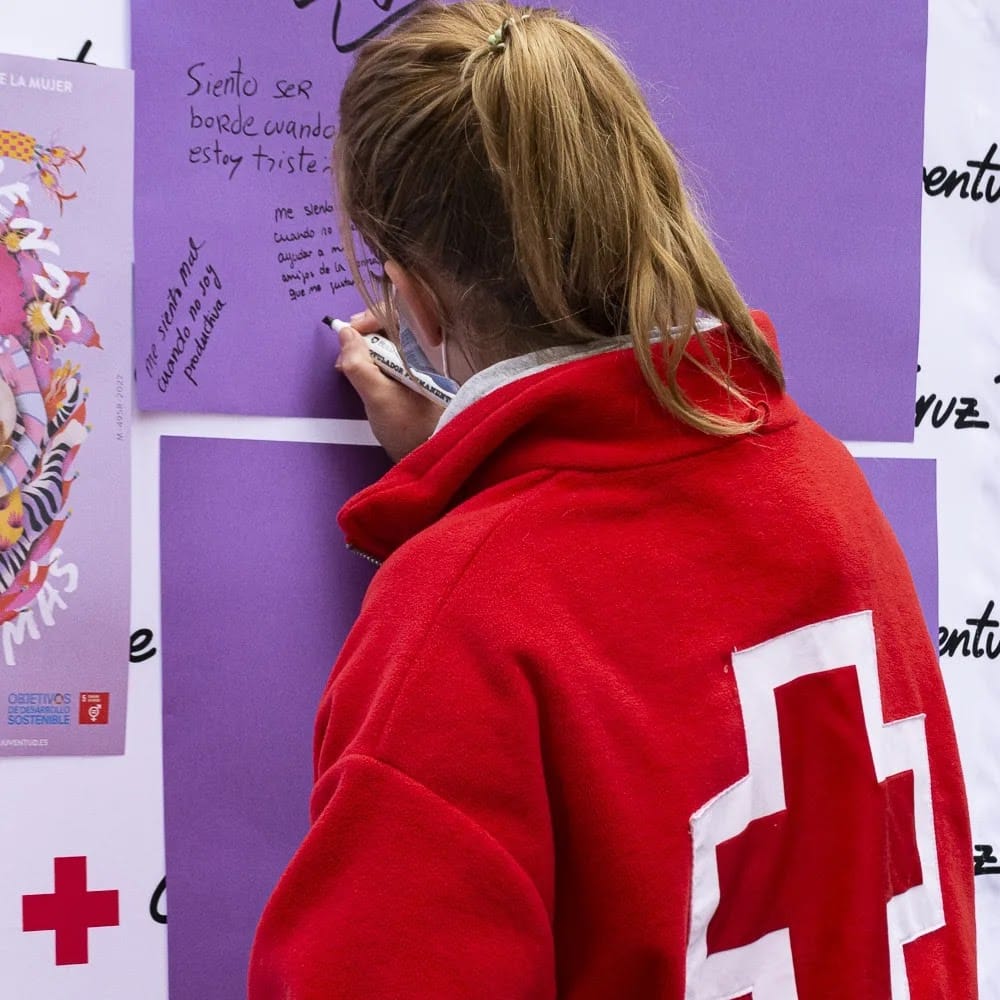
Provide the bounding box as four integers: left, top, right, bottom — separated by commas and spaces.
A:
568, 0, 927, 441
0, 55, 132, 756
857, 457, 938, 638
134, 1, 926, 439
161, 439, 937, 1000
160, 436, 389, 1000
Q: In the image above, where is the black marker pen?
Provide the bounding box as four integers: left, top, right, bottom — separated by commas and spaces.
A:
323, 317, 455, 406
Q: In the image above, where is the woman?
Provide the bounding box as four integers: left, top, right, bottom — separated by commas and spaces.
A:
250, 4, 976, 997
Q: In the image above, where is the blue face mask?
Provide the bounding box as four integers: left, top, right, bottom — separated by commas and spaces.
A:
398, 325, 458, 395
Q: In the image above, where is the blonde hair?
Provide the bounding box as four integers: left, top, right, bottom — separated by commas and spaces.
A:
336, 1, 784, 435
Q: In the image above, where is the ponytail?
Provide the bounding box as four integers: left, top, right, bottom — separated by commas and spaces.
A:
337, 2, 784, 435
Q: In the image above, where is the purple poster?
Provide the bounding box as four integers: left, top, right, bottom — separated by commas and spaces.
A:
133, 1, 926, 440
0, 54, 133, 756
159, 436, 390, 1000
160, 437, 936, 999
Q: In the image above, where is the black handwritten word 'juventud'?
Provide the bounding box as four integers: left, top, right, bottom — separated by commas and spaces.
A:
939, 601, 1000, 659
923, 142, 1000, 202
293, 0, 421, 52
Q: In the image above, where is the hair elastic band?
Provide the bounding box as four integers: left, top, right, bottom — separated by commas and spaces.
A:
486, 22, 509, 50
487, 13, 530, 52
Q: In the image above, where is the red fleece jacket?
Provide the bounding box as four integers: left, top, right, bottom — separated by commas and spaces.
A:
249, 314, 976, 999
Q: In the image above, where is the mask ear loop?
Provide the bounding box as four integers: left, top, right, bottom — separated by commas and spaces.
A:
440, 328, 450, 381
389, 278, 451, 380
386, 282, 415, 380
379, 270, 400, 345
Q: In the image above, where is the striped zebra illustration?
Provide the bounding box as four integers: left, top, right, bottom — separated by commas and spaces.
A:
0, 419, 85, 594
47, 377, 83, 438
0, 336, 46, 496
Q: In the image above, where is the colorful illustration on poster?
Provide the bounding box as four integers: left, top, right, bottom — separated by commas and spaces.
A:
0, 135, 96, 642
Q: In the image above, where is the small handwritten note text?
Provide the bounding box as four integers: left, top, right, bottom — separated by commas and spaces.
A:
271, 202, 378, 303
144, 238, 228, 393
185, 58, 333, 182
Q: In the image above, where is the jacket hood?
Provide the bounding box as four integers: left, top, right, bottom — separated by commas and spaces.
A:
338, 311, 796, 563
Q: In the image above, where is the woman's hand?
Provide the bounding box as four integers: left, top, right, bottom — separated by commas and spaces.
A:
335, 311, 445, 463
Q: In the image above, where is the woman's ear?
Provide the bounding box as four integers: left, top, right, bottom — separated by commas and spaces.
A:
385, 260, 443, 351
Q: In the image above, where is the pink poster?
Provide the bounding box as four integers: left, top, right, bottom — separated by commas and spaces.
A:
0, 54, 133, 756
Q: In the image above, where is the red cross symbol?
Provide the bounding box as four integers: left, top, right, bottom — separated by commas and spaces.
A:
22, 856, 120, 965
686, 613, 943, 999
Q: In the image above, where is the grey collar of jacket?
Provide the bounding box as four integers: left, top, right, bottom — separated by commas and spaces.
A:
435, 316, 720, 433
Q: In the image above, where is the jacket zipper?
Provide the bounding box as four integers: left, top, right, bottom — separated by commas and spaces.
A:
346, 543, 382, 568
